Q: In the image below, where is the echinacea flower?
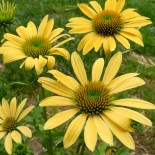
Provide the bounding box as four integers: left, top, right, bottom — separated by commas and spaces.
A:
0, 97, 34, 154
0, 0, 16, 30
0, 15, 74, 75
38, 52, 155, 152
66, 0, 152, 56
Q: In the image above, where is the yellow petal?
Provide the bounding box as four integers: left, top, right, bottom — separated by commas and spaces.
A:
102, 52, 122, 85
46, 56, 55, 69
78, 4, 97, 19
69, 27, 93, 34
0, 105, 7, 119
103, 37, 111, 56
116, 0, 125, 13
94, 115, 113, 145
71, 52, 87, 85
48, 70, 79, 90
119, 32, 144, 47
0, 131, 6, 139
5, 133, 13, 155
77, 32, 96, 51
112, 99, 155, 109
122, 28, 142, 39
48, 48, 70, 60
48, 28, 64, 41
2, 98, 10, 116
38, 55, 47, 68
24, 57, 35, 71
40, 96, 75, 106
109, 36, 116, 51
11, 130, 21, 143
92, 58, 104, 82
89, 1, 102, 13
104, 110, 133, 132
10, 97, 17, 118
64, 114, 87, 148
105, 0, 117, 11
15, 98, 27, 119
108, 73, 139, 89
44, 109, 79, 130
4, 33, 23, 46
109, 77, 145, 94
17, 126, 32, 138
38, 15, 48, 36
27, 21, 37, 37
35, 58, 43, 75
102, 115, 135, 149
17, 106, 34, 122
16, 26, 28, 39
84, 116, 97, 152
94, 35, 104, 52
120, 8, 136, 17
38, 77, 73, 98
114, 34, 130, 49
50, 34, 70, 44
111, 107, 152, 126
68, 17, 92, 23
42, 19, 54, 38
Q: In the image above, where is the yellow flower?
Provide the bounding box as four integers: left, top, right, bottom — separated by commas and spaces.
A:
66, 0, 152, 56
0, 97, 34, 154
0, 0, 16, 29
38, 52, 155, 152
0, 15, 74, 75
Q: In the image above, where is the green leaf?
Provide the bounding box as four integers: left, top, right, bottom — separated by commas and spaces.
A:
114, 147, 129, 155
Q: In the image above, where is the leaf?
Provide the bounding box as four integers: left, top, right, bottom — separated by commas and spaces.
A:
114, 147, 129, 155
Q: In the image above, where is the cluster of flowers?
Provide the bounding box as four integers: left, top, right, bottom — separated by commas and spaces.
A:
0, 0, 155, 154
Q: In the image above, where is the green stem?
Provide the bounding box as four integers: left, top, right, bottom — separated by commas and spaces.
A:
41, 87, 54, 155
80, 142, 86, 155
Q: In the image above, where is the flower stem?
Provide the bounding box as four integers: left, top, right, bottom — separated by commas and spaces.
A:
80, 142, 86, 155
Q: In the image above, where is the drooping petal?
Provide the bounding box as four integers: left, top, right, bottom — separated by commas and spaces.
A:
46, 56, 55, 69
102, 115, 135, 149
0, 131, 6, 139
17, 126, 32, 138
109, 36, 116, 52
112, 99, 155, 109
17, 106, 34, 122
38, 77, 73, 98
64, 114, 87, 148
77, 4, 97, 19
94, 35, 105, 52
94, 115, 113, 145
24, 57, 35, 71
5, 133, 13, 155
48, 70, 79, 91
11, 130, 22, 143
40, 96, 75, 106
102, 52, 122, 85
110, 107, 152, 126
38, 55, 47, 68
44, 108, 79, 130
15, 98, 27, 119
103, 37, 111, 56
48, 48, 70, 60
109, 77, 145, 95
71, 52, 88, 85
10, 97, 17, 118
84, 116, 97, 152
92, 58, 104, 82
2, 98, 10, 116
34, 58, 43, 75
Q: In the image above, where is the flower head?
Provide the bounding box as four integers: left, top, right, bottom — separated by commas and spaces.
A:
38, 52, 155, 151
0, 15, 74, 75
0, 0, 16, 29
0, 97, 34, 154
66, 0, 152, 56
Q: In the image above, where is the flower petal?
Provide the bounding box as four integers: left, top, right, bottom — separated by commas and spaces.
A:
46, 56, 55, 69
116, 0, 125, 13
112, 99, 155, 109
11, 130, 21, 143
94, 115, 113, 145
102, 115, 135, 149
105, 0, 117, 11
84, 116, 97, 152
48, 28, 64, 41
24, 57, 35, 71
38, 55, 47, 68
109, 36, 116, 52
102, 52, 122, 85
40, 96, 75, 106
17, 126, 32, 138
103, 37, 111, 56
0, 131, 6, 139
16, 26, 28, 39
71, 52, 87, 85
5, 133, 13, 155
10, 97, 17, 118
17, 106, 34, 122
89, 1, 102, 13
44, 109, 79, 130
2, 98, 10, 116
34, 58, 43, 75
38, 77, 73, 98
110, 107, 152, 126
64, 114, 87, 148
27, 21, 37, 37
92, 58, 104, 82
78, 4, 97, 19
38, 15, 48, 36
